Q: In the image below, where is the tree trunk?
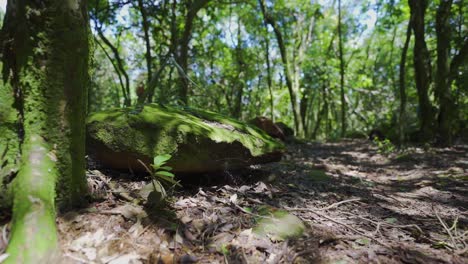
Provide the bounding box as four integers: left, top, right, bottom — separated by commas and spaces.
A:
398, 19, 412, 146
264, 36, 274, 121
435, 0, 454, 145
0, 80, 19, 209
313, 82, 328, 139
137, 0, 154, 102
94, 36, 126, 107
0, 0, 90, 262
232, 17, 244, 119
96, 28, 131, 106
175, 0, 210, 105
408, 0, 434, 142
338, 0, 346, 138
258, 0, 304, 137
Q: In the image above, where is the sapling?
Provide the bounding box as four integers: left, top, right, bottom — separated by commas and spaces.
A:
138, 154, 181, 207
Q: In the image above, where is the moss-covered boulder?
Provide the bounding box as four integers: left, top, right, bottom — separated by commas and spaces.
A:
86, 104, 284, 173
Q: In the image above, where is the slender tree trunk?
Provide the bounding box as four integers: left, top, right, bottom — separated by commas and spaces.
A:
137, 0, 154, 102
264, 36, 274, 121
96, 28, 131, 106
313, 82, 328, 139
399, 19, 412, 146
94, 37, 126, 107
435, 0, 454, 145
258, 0, 304, 137
232, 17, 244, 119
338, 0, 346, 138
176, 0, 210, 105
0, 0, 90, 262
408, 0, 434, 142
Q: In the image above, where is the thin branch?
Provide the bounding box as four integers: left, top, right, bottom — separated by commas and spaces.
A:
316, 198, 361, 211
284, 206, 390, 248
434, 207, 459, 250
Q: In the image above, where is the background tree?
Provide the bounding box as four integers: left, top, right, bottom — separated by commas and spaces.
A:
82, 0, 466, 144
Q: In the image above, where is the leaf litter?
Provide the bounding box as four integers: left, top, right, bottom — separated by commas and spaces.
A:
0, 139, 467, 263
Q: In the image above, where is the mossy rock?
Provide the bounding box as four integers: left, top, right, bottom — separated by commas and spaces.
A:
86, 104, 284, 173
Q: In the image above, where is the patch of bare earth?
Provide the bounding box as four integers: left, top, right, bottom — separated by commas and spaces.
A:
1, 139, 466, 263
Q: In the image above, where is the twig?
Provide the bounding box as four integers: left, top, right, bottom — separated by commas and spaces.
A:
316, 198, 361, 211
284, 206, 390, 248
92, 170, 134, 202
341, 212, 423, 234
231, 202, 273, 220
434, 208, 459, 250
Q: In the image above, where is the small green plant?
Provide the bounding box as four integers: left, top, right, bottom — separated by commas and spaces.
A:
220, 244, 230, 256
151, 154, 180, 187
138, 154, 181, 207
373, 138, 396, 154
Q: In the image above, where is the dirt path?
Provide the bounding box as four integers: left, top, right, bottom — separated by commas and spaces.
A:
1, 139, 466, 263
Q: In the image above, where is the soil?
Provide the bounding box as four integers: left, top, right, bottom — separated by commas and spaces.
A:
1, 139, 467, 263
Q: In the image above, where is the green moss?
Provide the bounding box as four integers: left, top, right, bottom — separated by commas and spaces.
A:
253, 206, 305, 241
5, 135, 59, 264
0, 70, 19, 209
87, 104, 284, 172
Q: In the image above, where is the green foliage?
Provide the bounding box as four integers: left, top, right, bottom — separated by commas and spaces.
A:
137, 154, 180, 208
373, 138, 396, 155
150, 154, 180, 187
86, 0, 465, 144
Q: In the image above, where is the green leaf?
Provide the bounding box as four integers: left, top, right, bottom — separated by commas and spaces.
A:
153, 154, 172, 167
160, 166, 173, 171
155, 171, 175, 178
243, 207, 252, 213
355, 238, 370, 245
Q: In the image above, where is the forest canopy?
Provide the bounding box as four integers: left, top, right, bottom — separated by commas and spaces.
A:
82, 0, 467, 144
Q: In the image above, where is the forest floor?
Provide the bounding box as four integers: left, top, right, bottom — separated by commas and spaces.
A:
1, 139, 467, 263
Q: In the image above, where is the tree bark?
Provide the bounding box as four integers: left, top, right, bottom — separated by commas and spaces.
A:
398, 19, 412, 146
435, 0, 454, 145
0, 80, 19, 209
136, 0, 154, 102
0, 0, 90, 262
258, 0, 304, 137
94, 36, 126, 107
175, 0, 210, 105
232, 17, 244, 119
264, 36, 274, 121
96, 28, 131, 106
408, 0, 435, 142
338, 0, 346, 138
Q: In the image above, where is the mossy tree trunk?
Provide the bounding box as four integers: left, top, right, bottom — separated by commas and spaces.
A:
0, 78, 20, 208
0, 0, 90, 263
